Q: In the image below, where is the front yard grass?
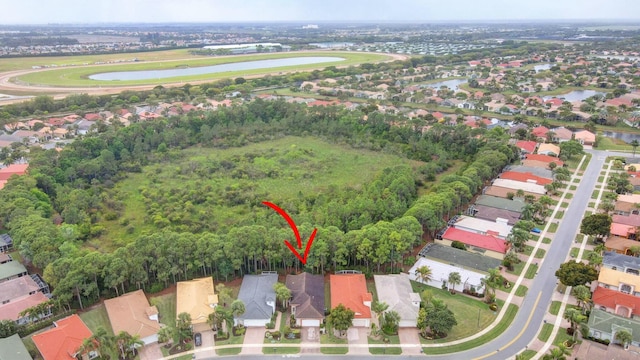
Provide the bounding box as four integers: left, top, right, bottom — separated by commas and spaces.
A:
369, 334, 402, 355
412, 281, 502, 342
535, 248, 546, 259
515, 285, 528, 297
548, 222, 558, 232
538, 323, 554, 342
507, 261, 525, 276
565, 192, 574, 199
150, 292, 177, 327
554, 211, 564, 219
525, 264, 538, 279
543, 237, 552, 244
421, 304, 518, 354
215, 333, 245, 356
320, 334, 348, 354
549, 301, 562, 315
570, 247, 580, 258
263, 346, 300, 355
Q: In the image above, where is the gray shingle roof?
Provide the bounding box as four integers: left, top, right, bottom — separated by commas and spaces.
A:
286, 273, 324, 319
472, 205, 521, 225
603, 251, 640, 272
237, 274, 278, 322
505, 165, 554, 179
418, 243, 501, 273
474, 195, 525, 213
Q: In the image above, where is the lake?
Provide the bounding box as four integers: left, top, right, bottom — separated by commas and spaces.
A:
424, 79, 468, 91
601, 131, 640, 144
543, 90, 604, 103
89, 56, 346, 81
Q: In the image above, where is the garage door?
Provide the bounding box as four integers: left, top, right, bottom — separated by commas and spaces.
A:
352, 318, 370, 327
243, 319, 268, 327
301, 319, 320, 327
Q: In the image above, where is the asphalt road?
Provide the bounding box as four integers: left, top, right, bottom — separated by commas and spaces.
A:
200, 151, 609, 360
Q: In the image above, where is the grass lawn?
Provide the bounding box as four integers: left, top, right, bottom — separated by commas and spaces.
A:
591, 190, 599, 199
18, 51, 391, 87
518, 349, 538, 360
263, 346, 300, 355
523, 245, 534, 256
366, 279, 379, 303
538, 323, 554, 342
565, 192, 574, 199
320, 334, 348, 354
548, 222, 558, 233
412, 281, 502, 342
588, 202, 595, 208
554, 211, 564, 219
535, 249, 546, 259
8, 250, 24, 263
553, 327, 575, 347
215, 333, 245, 356
570, 247, 580, 258
561, 202, 569, 208
543, 237, 552, 244
515, 285, 528, 297
79, 305, 114, 335
421, 304, 518, 354
507, 261, 525, 276
369, 334, 402, 355
549, 301, 562, 315
525, 264, 538, 280
150, 293, 177, 327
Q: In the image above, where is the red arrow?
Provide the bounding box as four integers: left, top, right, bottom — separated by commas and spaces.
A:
262, 201, 317, 265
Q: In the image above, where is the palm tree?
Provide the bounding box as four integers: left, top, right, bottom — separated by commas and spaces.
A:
571, 285, 592, 314
615, 329, 633, 349
176, 312, 193, 344
563, 308, 586, 340
542, 344, 572, 360
371, 301, 389, 327
126, 334, 144, 357
586, 251, 603, 269
630, 246, 640, 257
231, 300, 246, 319
593, 243, 607, 256
631, 139, 639, 157
90, 327, 114, 359
157, 326, 174, 346
448, 272, 462, 293
382, 310, 401, 334
507, 229, 530, 252
273, 282, 291, 310
76, 337, 97, 359
115, 331, 132, 360
415, 265, 433, 284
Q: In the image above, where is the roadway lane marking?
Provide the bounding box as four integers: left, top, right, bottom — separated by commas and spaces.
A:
472, 291, 542, 360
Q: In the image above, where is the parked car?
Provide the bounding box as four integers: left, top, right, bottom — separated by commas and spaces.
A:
194, 332, 202, 346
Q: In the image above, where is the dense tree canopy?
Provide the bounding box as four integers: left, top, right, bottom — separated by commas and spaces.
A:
555, 261, 598, 287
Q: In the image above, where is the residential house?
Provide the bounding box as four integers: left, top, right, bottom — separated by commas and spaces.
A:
593, 287, 640, 319
508, 123, 529, 136
418, 243, 501, 273
588, 308, 640, 348
0, 253, 11, 264
0, 292, 50, 325
515, 140, 537, 155
615, 194, 640, 215
598, 267, 640, 296
285, 273, 325, 327
537, 143, 561, 157
531, 126, 550, 141
373, 274, 420, 327
0, 274, 50, 306
606, 236, 640, 256
603, 252, 640, 275
450, 215, 512, 239
409, 255, 489, 295
469, 204, 521, 225
104, 290, 161, 345
330, 273, 372, 327
236, 273, 277, 327
0, 233, 13, 253
0, 260, 28, 283
574, 340, 640, 360
473, 195, 526, 213
610, 223, 636, 239
550, 127, 574, 143
523, 154, 564, 167
32, 314, 95, 360
437, 227, 509, 259
0, 334, 33, 360
176, 277, 217, 332
506, 165, 554, 180
483, 185, 543, 200
612, 214, 640, 228
499, 171, 552, 185
491, 178, 547, 196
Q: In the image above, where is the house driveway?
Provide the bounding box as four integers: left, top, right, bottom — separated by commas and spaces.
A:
195, 330, 215, 359
138, 342, 163, 360
347, 327, 369, 355
301, 326, 320, 354
398, 327, 422, 355
240, 327, 266, 355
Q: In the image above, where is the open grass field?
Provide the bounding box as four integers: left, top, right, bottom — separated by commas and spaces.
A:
150, 293, 177, 327
97, 136, 424, 248
411, 281, 501, 342
15, 51, 391, 87
79, 305, 114, 335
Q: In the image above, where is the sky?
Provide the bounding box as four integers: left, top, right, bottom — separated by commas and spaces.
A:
1, 0, 639, 24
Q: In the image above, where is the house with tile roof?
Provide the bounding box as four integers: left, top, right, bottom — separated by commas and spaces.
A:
588, 308, 640, 347
506, 165, 554, 180
574, 129, 596, 146
0, 334, 33, 360
574, 340, 640, 360
0, 274, 50, 306
483, 185, 543, 200
523, 154, 564, 167
499, 171, 552, 185
32, 314, 94, 360
236, 273, 277, 327
593, 287, 640, 319
612, 214, 640, 228
330, 273, 372, 327
469, 204, 521, 225
0, 292, 50, 325
104, 290, 161, 345
514, 140, 537, 154
286, 273, 325, 327
491, 178, 547, 195
451, 215, 512, 239
605, 236, 640, 256
598, 267, 640, 297
550, 127, 574, 143
610, 223, 636, 239
537, 143, 561, 157
615, 194, 640, 215
374, 274, 420, 327
437, 227, 509, 259
531, 126, 550, 141
176, 277, 217, 332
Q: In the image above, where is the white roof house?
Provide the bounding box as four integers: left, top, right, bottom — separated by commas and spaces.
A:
409, 257, 487, 294
491, 178, 547, 195
373, 274, 420, 328
452, 215, 513, 239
